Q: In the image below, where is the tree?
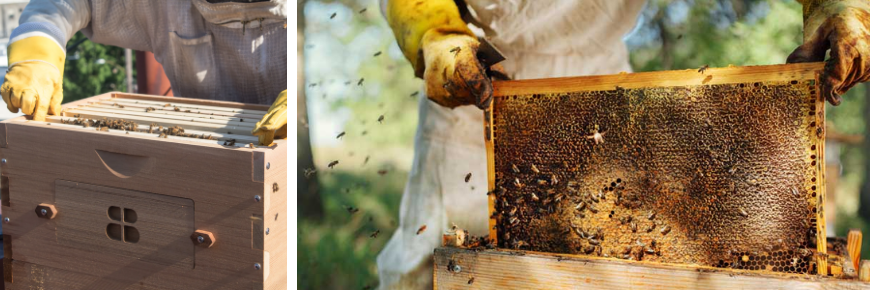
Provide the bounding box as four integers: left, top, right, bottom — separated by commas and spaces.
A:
62, 32, 132, 103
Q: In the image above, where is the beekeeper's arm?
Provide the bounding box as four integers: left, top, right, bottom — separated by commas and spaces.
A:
2, 0, 152, 121
383, 0, 493, 109
788, 0, 870, 105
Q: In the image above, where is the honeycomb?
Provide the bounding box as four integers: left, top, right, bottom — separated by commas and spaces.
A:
487, 78, 825, 275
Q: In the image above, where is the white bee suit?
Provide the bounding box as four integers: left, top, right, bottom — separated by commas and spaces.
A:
377, 1, 646, 289
10, 0, 287, 105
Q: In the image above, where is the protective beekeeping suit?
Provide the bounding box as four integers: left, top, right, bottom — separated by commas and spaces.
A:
377, 0, 870, 289
1, 0, 288, 145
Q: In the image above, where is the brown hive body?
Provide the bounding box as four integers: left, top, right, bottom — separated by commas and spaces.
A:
0, 92, 286, 289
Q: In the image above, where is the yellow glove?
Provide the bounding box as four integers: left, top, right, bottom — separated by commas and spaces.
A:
252, 90, 287, 146
1, 36, 65, 121
787, 0, 870, 105
386, 0, 493, 109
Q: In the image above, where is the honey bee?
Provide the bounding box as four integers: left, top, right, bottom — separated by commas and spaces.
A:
330, 12, 337, 19
373, 51, 382, 57
272, 182, 279, 192
698, 65, 709, 74
585, 125, 606, 144
791, 187, 800, 197
249, 143, 256, 148
630, 222, 637, 233
158, 132, 167, 138
118, 105, 125, 108
174, 107, 180, 112
363, 155, 370, 165
303, 168, 317, 178
529, 192, 539, 201
513, 178, 524, 188
588, 238, 600, 245
416, 225, 427, 235
378, 169, 388, 175
530, 164, 540, 173
164, 104, 171, 107
358, 78, 365, 86
370, 230, 380, 238
647, 211, 656, 220
410, 91, 419, 97
185, 110, 191, 113
467, 277, 474, 285
358, 8, 367, 13
575, 201, 586, 211
660, 225, 671, 235
328, 160, 339, 168
738, 208, 749, 217
377, 115, 384, 123
511, 164, 520, 173
465, 173, 472, 183
449, 46, 461, 56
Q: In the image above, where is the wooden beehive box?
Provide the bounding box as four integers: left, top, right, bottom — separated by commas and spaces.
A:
485, 63, 832, 276
0, 92, 287, 289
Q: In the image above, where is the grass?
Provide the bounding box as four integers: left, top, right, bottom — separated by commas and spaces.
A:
298, 168, 406, 289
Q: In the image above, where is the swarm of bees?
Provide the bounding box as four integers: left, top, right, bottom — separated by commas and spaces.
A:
62, 116, 138, 131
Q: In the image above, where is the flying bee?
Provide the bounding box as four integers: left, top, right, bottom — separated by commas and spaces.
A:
363, 155, 370, 166
358, 8, 367, 13
377, 115, 384, 123
585, 124, 606, 144
465, 173, 472, 182
410, 91, 419, 97
698, 65, 709, 74
416, 225, 427, 235
530, 164, 540, 173
373, 51, 382, 57
358, 78, 365, 86
449, 46, 461, 56
328, 160, 339, 168
330, 12, 337, 19
378, 169, 388, 175
336, 131, 346, 139
370, 230, 380, 238
344, 206, 359, 214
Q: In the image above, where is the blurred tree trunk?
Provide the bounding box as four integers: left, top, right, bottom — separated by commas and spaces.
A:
298, 0, 323, 220
860, 83, 870, 221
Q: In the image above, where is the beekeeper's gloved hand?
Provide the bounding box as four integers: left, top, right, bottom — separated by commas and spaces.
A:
1, 36, 65, 121
251, 90, 287, 146
788, 0, 870, 105
386, 0, 493, 109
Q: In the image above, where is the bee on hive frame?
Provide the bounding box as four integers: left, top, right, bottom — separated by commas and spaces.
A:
585, 125, 606, 144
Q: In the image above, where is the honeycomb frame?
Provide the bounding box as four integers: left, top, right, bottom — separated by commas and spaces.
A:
484, 63, 828, 276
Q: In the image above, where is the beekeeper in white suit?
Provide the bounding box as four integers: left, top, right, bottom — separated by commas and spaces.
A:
377, 0, 870, 288
1, 0, 288, 145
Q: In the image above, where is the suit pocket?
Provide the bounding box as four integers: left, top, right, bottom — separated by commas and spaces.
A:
167, 31, 218, 98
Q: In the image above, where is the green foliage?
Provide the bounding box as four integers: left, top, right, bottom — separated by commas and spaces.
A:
62, 32, 133, 103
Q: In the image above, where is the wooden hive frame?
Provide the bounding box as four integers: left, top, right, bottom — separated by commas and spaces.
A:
484, 62, 829, 276
0, 92, 286, 289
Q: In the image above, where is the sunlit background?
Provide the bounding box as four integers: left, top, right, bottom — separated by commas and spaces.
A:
297, 1, 870, 288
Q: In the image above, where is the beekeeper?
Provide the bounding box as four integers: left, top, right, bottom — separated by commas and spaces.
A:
376, 0, 870, 288
0, 0, 287, 145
